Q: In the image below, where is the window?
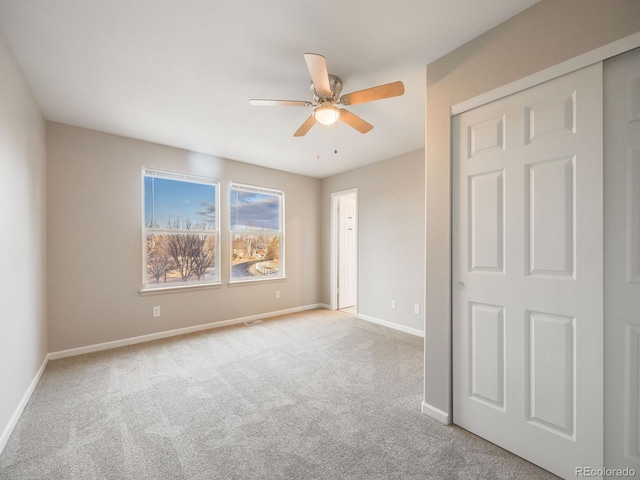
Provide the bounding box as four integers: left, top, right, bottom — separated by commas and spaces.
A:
143, 169, 219, 289
230, 183, 284, 282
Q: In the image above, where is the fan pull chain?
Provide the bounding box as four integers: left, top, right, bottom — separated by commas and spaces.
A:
313, 124, 339, 160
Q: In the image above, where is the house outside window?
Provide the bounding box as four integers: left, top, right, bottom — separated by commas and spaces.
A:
143, 169, 220, 289
230, 182, 284, 282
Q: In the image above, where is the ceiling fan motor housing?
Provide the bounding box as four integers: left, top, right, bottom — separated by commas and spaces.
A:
311, 74, 342, 104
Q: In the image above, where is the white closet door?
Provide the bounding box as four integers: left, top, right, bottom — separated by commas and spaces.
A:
604, 47, 640, 473
453, 63, 603, 479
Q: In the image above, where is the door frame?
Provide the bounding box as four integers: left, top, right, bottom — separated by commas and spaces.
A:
330, 188, 358, 311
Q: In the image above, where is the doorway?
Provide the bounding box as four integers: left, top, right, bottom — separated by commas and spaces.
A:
331, 189, 358, 313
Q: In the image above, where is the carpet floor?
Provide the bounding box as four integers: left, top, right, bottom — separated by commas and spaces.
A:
0, 309, 558, 479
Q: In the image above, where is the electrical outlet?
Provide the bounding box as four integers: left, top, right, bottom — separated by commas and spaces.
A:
275, 290, 280, 299
153, 306, 161, 317
391, 299, 397, 309
414, 304, 420, 314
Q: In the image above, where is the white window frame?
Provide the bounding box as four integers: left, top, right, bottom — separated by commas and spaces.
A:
229, 182, 285, 284
141, 168, 221, 292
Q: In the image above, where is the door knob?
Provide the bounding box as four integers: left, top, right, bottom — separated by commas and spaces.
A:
457, 282, 466, 291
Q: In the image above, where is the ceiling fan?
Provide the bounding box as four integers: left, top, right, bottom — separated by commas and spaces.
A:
249, 53, 405, 137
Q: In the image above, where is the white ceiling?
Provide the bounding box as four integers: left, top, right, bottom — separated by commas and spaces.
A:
0, 0, 539, 178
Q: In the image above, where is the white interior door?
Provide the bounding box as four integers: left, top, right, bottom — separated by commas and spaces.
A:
604, 47, 640, 472
452, 63, 603, 479
338, 193, 357, 309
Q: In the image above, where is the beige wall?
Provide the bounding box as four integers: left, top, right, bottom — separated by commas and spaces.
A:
0, 36, 47, 446
46, 123, 322, 352
321, 149, 425, 334
424, 0, 640, 417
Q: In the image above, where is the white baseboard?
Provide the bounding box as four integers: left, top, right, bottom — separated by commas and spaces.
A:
48, 304, 327, 360
357, 313, 424, 338
421, 401, 451, 425
0, 355, 49, 455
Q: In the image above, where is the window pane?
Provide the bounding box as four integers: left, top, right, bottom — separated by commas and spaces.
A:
230, 189, 280, 232
143, 170, 220, 290
231, 233, 281, 280
145, 176, 216, 230
146, 233, 218, 287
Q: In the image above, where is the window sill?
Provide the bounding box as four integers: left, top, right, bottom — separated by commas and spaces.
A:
139, 282, 223, 296
228, 276, 286, 287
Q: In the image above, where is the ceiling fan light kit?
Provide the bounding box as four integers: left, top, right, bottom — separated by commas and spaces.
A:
313, 105, 341, 125
249, 53, 404, 136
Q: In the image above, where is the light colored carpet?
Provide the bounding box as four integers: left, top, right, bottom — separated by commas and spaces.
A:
0, 309, 558, 479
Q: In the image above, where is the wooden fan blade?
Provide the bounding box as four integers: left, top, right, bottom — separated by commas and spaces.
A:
304, 53, 331, 97
249, 99, 311, 107
294, 115, 317, 137
339, 81, 405, 105
339, 108, 373, 134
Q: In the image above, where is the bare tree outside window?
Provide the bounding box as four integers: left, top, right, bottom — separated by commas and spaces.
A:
191, 235, 216, 280
147, 234, 173, 282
